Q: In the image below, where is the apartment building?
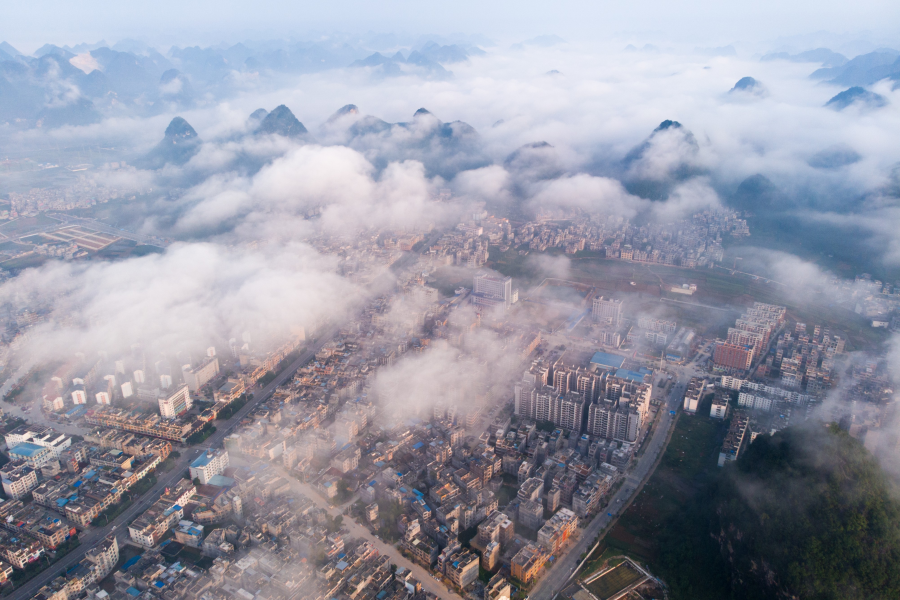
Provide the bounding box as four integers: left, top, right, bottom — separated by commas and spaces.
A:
190, 449, 230, 485
0, 462, 38, 500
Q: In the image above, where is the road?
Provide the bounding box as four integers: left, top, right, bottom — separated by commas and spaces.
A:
7, 326, 339, 600
261, 462, 465, 600
6, 236, 441, 599
528, 368, 694, 600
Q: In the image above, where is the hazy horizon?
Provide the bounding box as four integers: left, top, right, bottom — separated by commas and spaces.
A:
3, 0, 900, 53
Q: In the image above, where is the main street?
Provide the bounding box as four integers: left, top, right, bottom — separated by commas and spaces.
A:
528, 367, 694, 600
7, 233, 441, 599
257, 461, 466, 600
6, 328, 342, 600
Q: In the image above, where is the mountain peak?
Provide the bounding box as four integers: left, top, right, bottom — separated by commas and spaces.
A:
326, 104, 359, 124
732, 76, 759, 91
0, 41, 21, 57
135, 116, 201, 169
256, 105, 308, 137
414, 108, 433, 117
164, 116, 198, 140
825, 86, 887, 111
654, 120, 683, 132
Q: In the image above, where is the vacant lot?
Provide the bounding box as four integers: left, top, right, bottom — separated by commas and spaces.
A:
605, 407, 725, 564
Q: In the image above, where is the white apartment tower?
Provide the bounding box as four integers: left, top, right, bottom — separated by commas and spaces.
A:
158, 384, 192, 419
472, 274, 514, 310
592, 296, 623, 326
182, 356, 220, 392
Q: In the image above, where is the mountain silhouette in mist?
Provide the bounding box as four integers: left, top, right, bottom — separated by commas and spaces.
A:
136, 116, 201, 169
623, 120, 702, 199
761, 47, 848, 68
255, 105, 308, 137
808, 144, 862, 169
729, 76, 767, 97
826, 87, 887, 110
729, 174, 783, 212
811, 49, 900, 87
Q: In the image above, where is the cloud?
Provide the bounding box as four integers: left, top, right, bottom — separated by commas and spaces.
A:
649, 177, 723, 221
528, 173, 645, 217
173, 143, 457, 238
0, 241, 360, 364
525, 253, 573, 281
372, 306, 524, 421
69, 52, 101, 74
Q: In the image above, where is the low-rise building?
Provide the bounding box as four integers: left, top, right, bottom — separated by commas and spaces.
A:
7, 443, 54, 468
0, 500, 72, 549
683, 377, 706, 414
518, 498, 544, 531
537, 507, 578, 553
444, 548, 479, 590
485, 574, 512, 600
0, 462, 39, 500
128, 500, 184, 548
190, 449, 230, 485
510, 543, 548, 584
481, 540, 500, 571
174, 520, 204, 548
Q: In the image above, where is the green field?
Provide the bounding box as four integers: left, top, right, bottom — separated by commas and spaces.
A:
594, 396, 732, 599
585, 561, 645, 599
0, 213, 58, 237
0, 253, 47, 271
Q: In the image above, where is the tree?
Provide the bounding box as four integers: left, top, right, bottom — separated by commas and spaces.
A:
708, 425, 900, 600
193, 477, 201, 487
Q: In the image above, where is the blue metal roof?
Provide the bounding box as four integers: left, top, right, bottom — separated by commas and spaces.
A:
590, 352, 626, 369
615, 368, 650, 382
191, 453, 217, 468
9, 442, 46, 457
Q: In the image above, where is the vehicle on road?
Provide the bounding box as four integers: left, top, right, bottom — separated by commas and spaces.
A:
608, 512, 614, 517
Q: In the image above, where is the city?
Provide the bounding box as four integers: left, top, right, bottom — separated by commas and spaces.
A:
1, 5, 900, 600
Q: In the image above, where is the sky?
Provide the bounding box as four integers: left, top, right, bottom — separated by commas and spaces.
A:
3, 0, 899, 52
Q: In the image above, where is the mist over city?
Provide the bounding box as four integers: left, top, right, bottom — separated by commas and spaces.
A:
0, 2, 899, 600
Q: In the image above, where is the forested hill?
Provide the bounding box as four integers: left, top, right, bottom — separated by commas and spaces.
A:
713, 425, 900, 600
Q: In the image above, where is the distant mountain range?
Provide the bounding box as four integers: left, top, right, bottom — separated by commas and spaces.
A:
761, 47, 848, 68
762, 47, 900, 87
135, 104, 489, 180
323, 106, 491, 179
0, 38, 486, 128
825, 86, 888, 110
349, 42, 482, 78
811, 49, 900, 87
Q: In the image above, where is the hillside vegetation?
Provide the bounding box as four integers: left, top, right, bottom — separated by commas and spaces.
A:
712, 425, 900, 600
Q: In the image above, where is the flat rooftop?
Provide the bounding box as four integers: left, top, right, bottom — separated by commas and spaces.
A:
590, 352, 626, 369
